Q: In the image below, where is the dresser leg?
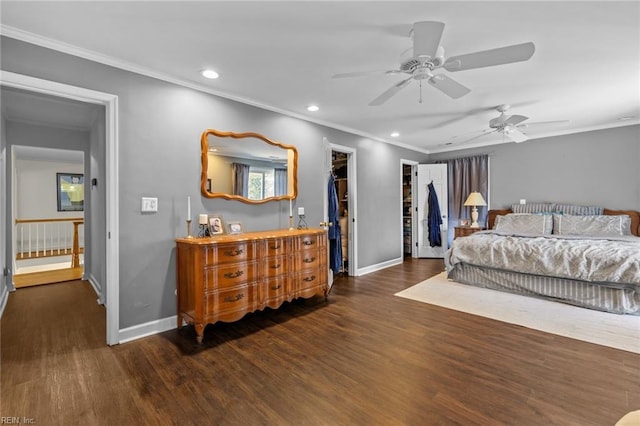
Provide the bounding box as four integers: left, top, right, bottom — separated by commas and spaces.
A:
195, 324, 205, 344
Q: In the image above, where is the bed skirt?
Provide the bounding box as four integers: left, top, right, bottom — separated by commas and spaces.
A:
448, 263, 640, 315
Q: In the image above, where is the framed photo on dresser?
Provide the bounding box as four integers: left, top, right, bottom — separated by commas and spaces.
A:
208, 216, 224, 235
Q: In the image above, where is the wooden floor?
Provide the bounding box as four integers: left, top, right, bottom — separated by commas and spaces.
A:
13, 266, 84, 288
1, 258, 638, 425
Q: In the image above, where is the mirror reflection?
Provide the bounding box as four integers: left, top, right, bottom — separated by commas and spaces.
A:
201, 129, 298, 203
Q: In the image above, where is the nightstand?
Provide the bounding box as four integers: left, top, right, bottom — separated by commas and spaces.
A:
454, 226, 487, 239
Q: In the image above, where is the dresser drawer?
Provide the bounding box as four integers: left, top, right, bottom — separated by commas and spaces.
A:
263, 254, 291, 278
263, 238, 291, 257
294, 250, 326, 271
295, 267, 328, 297
295, 234, 325, 251
204, 283, 259, 319
204, 241, 257, 265
263, 275, 290, 301
204, 261, 258, 291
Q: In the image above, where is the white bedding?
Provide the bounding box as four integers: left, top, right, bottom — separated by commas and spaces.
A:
445, 231, 640, 288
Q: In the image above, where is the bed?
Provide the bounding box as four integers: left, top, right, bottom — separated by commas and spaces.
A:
445, 203, 640, 315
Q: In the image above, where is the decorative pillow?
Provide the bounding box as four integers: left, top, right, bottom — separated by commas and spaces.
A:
553, 214, 632, 236
494, 213, 553, 234
511, 203, 556, 214
554, 203, 604, 216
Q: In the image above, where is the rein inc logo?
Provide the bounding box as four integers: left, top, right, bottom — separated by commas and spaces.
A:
0, 418, 35, 424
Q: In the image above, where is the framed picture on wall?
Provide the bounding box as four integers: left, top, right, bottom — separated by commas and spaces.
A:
208, 216, 224, 235
56, 173, 84, 212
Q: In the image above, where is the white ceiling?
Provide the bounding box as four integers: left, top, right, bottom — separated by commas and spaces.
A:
1, 1, 638, 154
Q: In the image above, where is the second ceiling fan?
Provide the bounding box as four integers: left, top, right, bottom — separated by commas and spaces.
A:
332, 21, 535, 106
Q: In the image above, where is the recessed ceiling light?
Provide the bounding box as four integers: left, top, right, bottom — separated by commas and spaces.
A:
307, 105, 319, 112
201, 69, 219, 79
390, 132, 400, 137
618, 116, 635, 121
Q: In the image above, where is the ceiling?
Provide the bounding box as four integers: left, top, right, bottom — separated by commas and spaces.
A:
1, 1, 638, 154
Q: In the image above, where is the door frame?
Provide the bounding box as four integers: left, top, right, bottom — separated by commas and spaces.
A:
323, 138, 357, 276
0, 71, 120, 345
400, 159, 418, 259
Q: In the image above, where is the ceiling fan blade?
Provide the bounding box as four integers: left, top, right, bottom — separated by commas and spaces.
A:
447, 129, 497, 146
369, 77, 413, 106
443, 42, 535, 72
518, 120, 570, 128
412, 21, 445, 58
505, 127, 528, 143
503, 114, 529, 126
332, 70, 401, 79
427, 74, 471, 99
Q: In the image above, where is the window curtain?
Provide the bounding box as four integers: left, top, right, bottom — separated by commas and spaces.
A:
441, 155, 489, 245
232, 162, 250, 197
274, 168, 287, 196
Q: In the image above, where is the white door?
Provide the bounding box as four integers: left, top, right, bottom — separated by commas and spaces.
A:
417, 164, 448, 258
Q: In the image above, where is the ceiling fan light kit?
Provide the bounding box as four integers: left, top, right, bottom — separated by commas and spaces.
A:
332, 21, 536, 106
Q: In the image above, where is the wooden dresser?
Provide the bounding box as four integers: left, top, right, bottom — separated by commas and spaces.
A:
176, 228, 328, 343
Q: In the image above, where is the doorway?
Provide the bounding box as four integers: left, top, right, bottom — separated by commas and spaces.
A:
323, 139, 357, 277
12, 146, 86, 288
1, 71, 119, 345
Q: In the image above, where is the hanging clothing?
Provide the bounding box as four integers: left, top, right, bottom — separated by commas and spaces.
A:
427, 181, 443, 247
328, 174, 342, 273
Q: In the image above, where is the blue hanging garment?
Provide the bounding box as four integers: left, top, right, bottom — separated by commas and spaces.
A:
328, 174, 342, 273
427, 181, 443, 247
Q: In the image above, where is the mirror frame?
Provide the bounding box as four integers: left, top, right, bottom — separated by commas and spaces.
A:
200, 128, 298, 203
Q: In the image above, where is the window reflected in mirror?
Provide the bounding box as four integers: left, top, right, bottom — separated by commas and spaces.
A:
201, 129, 298, 203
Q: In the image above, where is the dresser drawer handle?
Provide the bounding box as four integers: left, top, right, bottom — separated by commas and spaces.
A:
224, 248, 244, 256
223, 270, 244, 279
270, 263, 281, 269
270, 243, 281, 250
303, 257, 315, 263
223, 293, 245, 303
271, 284, 281, 290
302, 240, 314, 246
303, 275, 316, 282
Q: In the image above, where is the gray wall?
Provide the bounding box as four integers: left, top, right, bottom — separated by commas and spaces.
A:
88, 110, 107, 300
1, 36, 427, 328
429, 125, 640, 212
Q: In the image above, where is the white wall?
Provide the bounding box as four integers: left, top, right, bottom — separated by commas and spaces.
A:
15, 159, 84, 219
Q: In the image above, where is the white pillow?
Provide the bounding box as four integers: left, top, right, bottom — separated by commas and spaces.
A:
553, 214, 632, 236
494, 214, 553, 235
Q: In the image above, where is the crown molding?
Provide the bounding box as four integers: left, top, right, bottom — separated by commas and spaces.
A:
1, 25, 430, 155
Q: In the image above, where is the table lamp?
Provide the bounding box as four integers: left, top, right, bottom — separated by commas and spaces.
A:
464, 192, 487, 228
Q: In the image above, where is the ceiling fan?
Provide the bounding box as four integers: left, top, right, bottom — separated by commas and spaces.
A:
332, 21, 535, 106
450, 104, 570, 145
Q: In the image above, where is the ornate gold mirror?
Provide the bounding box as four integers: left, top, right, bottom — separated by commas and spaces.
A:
201, 129, 298, 203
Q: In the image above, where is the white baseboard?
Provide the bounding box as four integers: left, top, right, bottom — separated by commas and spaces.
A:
85, 273, 104, 305
356, 257, 404, 276
118, 315, 177, 344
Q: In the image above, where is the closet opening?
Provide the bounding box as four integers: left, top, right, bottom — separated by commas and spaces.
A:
331, 151, 349, 274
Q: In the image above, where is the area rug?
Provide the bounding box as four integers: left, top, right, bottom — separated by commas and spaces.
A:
395, 272, 640, 354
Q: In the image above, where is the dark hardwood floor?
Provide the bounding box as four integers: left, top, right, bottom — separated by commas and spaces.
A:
1, 258, 638, 425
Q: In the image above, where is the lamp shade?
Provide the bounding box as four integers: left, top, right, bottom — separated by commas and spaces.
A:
464, 192, 487, 206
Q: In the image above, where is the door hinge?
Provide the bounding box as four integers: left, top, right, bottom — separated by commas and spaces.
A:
3, 267, 9, 276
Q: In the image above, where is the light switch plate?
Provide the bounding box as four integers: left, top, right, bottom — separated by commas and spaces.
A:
520, 199, 526, 205
141, 197, 158, 213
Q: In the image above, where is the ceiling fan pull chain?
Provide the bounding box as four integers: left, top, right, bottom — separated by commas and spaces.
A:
419, 80, 423, 104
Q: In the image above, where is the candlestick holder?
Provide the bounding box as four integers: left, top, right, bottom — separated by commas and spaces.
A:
289, 215, 294, 231
185, 219, 194, 238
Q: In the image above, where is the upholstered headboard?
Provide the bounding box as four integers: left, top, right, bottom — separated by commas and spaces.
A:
487, 208, 640, 237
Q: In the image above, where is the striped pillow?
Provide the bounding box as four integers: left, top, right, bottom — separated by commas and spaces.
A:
554, 204, 604, 216
511, 203, 556, 214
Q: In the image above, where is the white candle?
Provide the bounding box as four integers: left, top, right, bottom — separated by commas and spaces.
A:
187, 196, 191, 221
289, 199, 293, 217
